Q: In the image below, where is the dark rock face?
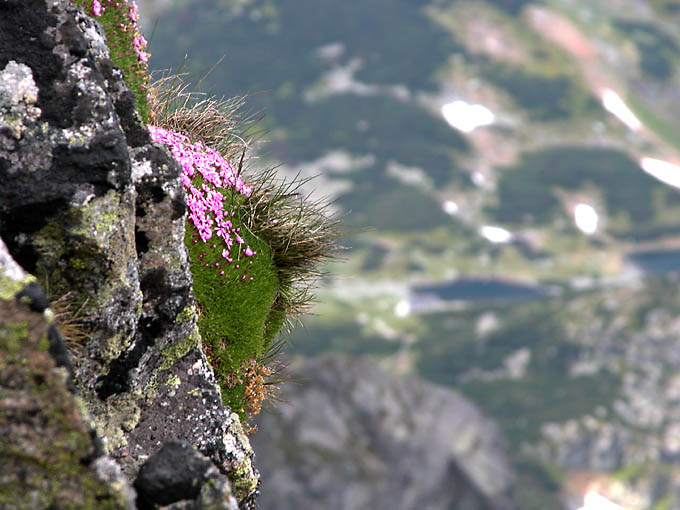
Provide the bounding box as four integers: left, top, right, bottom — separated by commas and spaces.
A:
251, 354, 515, 510
135, 440, 233, 508
0, 0, 257, 507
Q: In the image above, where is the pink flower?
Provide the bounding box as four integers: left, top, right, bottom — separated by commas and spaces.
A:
93, 0, 103, 16
129, 1, 139, 22
244, 247, 255, 257
133, 34, 149, 63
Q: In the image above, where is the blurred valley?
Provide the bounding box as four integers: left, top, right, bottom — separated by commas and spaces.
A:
143, 0, 680, 508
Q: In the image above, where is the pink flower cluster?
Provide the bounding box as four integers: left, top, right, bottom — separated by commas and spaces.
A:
148, 126, 257, 265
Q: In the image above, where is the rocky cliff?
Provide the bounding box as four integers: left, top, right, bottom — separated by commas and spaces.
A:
0, 1, 256, 508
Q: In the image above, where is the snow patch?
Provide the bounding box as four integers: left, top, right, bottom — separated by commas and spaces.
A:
441, 100, 495, 133
480, 225, 513, 244
640, 157, 680, 189
574, 203, 599, 235
600, 89, 641, 131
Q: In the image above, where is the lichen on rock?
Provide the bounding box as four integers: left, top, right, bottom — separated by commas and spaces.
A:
0, 238, 135, 510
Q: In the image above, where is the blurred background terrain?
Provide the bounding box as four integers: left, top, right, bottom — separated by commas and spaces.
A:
140, 1, 680, 508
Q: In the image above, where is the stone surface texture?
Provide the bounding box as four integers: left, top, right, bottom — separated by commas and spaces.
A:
0, 1, 257, 508
251, 354, 515, 510
0, 237, 135, 509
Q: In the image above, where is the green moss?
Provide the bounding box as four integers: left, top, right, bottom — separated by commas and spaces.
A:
33, 220, 96, 297
0, 322, 29, 355
0, 301, 126, 509
37, 332, 50, 352
263, 301, 287, 346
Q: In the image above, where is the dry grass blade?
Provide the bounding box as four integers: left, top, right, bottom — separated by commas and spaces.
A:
49, 290, 90, 352
148, 71, 262, 161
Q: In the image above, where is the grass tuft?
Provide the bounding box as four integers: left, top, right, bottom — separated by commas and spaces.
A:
241, 167, 344, 336
49, 291, 90, 352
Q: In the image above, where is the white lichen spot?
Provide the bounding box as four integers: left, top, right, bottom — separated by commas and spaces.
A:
0, 239, 29, 283
0, 61, 39, 107
132, 157, 154, 180
0, 61, 41, 139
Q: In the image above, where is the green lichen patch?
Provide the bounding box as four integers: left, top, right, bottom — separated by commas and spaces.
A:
0, 273, 36, 302
33, 190, 136, 301
223, 413, 258, 501
160, 325, 200, 371
229, 455, 258, 501
93, 391, 143, 452
176, 302, 197, 324
164, 373, 181, 390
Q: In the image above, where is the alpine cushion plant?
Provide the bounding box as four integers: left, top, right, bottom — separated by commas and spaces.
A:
148, 125, 282, 419
147, 72, 342, 423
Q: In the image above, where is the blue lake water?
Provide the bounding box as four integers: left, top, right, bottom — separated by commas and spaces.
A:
409, 250, 680, 307
627, 250, 680, 274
